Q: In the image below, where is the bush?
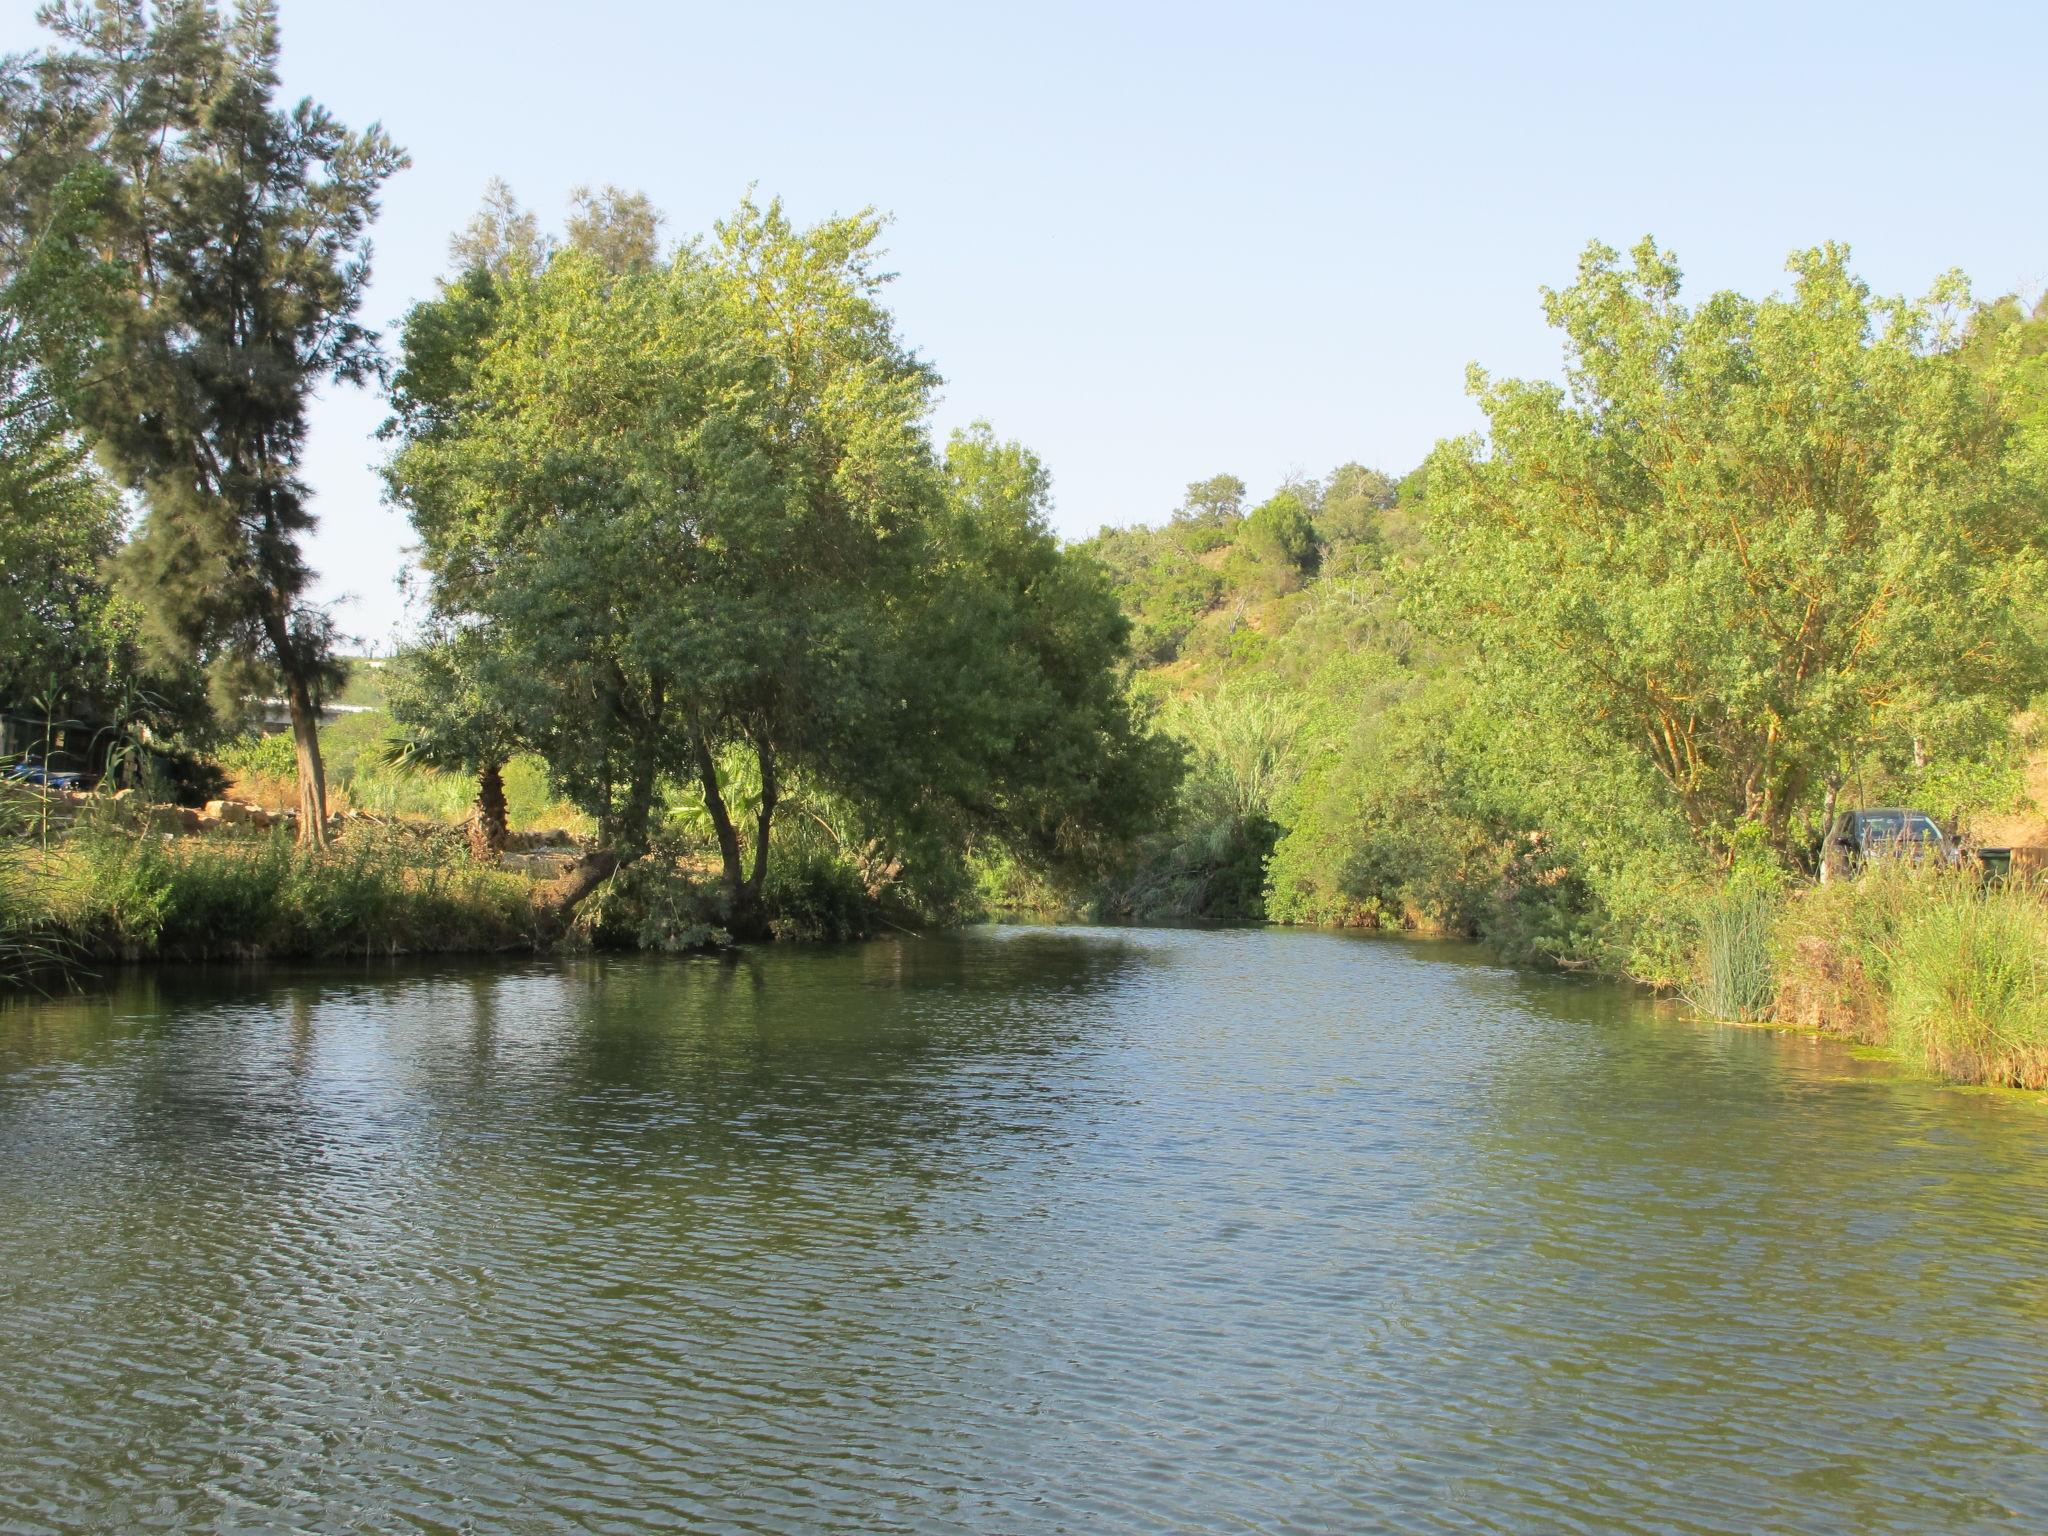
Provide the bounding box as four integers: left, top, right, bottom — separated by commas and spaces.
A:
577, 855, 729, 952
1095, 813, 1277, 923
765, 849, 882, 942
217, 729, 298, 784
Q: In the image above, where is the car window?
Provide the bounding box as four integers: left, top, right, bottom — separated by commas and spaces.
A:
1907, 815, 1943, 842
1861, 811, 1905, 839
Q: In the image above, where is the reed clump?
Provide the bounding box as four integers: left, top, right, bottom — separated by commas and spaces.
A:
1885, 880, 2048, 1089
1773, 860, 2048, 1087
1685, 887, 1779, 1022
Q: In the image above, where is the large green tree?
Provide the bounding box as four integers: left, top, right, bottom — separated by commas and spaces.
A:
1420, 240, 2047, 851
0, 0, 405, 843
389, 200, 937, 926
388, 196, 1174, 928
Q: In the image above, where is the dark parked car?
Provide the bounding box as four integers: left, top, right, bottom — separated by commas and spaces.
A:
1819, 807, 2010, 883
7, 760, 86, 791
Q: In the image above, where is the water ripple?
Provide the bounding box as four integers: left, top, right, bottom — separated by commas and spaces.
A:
2, 928, 2046, 1533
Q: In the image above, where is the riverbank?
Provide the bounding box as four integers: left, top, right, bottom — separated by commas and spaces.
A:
0, 811, 932, 987
12, 813, 2047, 1099
1765, 869, 2048, 1091
1, 824, 544, 977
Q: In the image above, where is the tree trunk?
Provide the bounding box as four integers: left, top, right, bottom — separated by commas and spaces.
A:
533, 849, 622, 933
688, 721, 746, 895
469, 759, 509, 863
742, 738, 778, 906
283, 673, 328, 850
606, 747, 661, 860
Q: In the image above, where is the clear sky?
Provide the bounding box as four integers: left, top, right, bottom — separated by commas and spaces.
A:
7, 0, 2043, 646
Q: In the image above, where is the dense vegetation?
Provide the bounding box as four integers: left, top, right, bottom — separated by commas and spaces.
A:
1074, 244, 2048, 1082
5, 5, 2048, 1094
0, 2, 1174, 963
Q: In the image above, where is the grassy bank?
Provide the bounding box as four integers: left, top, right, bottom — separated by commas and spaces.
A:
1693, 866, 2048, 1091
1, 823, 544, 977
0, 808, 955, 990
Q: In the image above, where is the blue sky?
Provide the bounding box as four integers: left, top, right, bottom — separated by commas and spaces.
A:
7, 1, 2043, 645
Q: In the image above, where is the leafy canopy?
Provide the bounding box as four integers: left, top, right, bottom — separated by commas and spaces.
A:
1418, 239, 2046, 848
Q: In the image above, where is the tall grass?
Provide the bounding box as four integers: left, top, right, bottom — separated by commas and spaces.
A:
5, 822, 541, 976
1886, 881, 2048, 1088
0, 852, 73, 989
1774, 861, 2048, 1086
1685, 888, 1779, 1021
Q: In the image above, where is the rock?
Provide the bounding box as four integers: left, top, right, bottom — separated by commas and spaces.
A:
203, 799, 250, 825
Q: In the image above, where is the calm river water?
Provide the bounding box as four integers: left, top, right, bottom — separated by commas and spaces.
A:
3, 926, 2046, 1534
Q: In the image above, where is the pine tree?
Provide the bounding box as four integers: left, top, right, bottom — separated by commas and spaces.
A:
0, 1, 406, 844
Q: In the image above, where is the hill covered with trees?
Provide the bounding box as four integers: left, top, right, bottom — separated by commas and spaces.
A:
1086, 244, 2048, 986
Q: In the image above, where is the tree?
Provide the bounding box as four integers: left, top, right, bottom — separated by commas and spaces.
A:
891, 425, 1182, 874
388, 197, 1175, 929
1419, 239, 2046, 853
1315, 462, 1399, 559
1174, 472, 1247, 529
564, 184, 664, 276
382, 629, 522, 862
1242, 489, 1320, 581
0, 0, 406, 845
391, 246, 749, 864
447, 177, 550, 281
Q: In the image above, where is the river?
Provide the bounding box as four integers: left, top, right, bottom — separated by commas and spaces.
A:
2, 926, 2045, 1533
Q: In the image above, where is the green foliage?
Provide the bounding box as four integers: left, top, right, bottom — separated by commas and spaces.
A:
1240, 490, 1320, 586
1887, 881, 2048, 1088
218, 730, 300, 785
1173, 473, 1247, 532
1169, 687, 1301, 825
1091, 686, 1294, 925
0, 191, 128, 710
1418, 240, 2046, 853
1685, 889, 1780, 1022
1, 1, 407, 834
1314, 463, 1399, 560
1095, 813, 1277, 924
5, 822, 536, 970
1080, 524, 1224, 664
387, 201, 1173, 921
577, 853, 730, 953
1775, 863, 2048, 1087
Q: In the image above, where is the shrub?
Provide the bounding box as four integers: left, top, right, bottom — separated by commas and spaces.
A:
1774, 862, 2048, 1085
1095, 813, 1278, 924
765, 849, 881, 942
577, 855, 728, 952
1772, 868, 1913, 1041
